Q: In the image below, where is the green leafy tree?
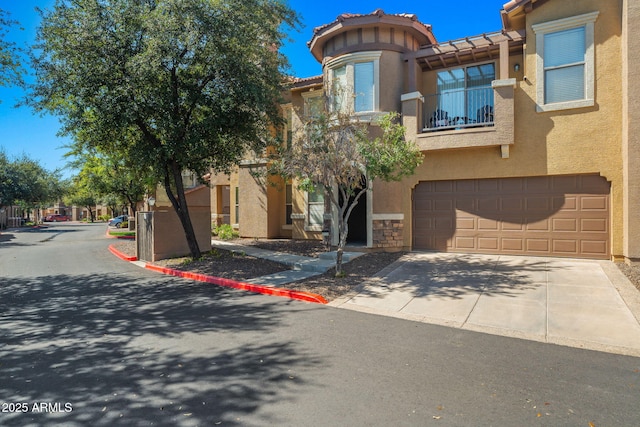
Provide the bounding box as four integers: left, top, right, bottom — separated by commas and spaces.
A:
0, 8, 23, 96
274, 109, 423, 275
67, 147, 153, 218
65, 172, 100, 222
29, 0, 299, 258
0, 150, 65, 220
0, 150, 15, 208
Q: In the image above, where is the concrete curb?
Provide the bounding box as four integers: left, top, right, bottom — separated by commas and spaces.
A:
108, 244, 328, 304
108, 244, 137, 262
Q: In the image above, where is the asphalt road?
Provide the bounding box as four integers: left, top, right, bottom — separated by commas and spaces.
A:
1, 222, 639, 426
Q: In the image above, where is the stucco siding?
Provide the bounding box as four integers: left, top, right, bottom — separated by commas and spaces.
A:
397, 0, 625, 259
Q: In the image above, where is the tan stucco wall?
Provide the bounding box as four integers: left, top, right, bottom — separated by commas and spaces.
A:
236, 164, 269, 238
396, 0, 625, 258
379, 51, 404, 113
622, 0, 640, 262
151, 207, 212, 261
150, 185, 212, 261
229, 163, 290, 239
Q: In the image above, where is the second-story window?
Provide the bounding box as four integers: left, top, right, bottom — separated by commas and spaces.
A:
327, 51, 381, 115
532, 11, 599, 112
542, 27, 586, 104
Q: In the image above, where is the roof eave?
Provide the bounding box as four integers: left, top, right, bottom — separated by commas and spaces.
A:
308, 11, 436, 63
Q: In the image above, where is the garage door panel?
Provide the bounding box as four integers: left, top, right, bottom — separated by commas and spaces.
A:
478, 237, 499, 250
456, 217, 475, 230
478, 218, 499, 230
555, 196, 578, 211
581, 240, 608, 255
581, 196, 608, 211
580, 174, 611, 192
552, 175, 578, 189
478, 179, 499, 191
500, 178, 525, 192
553, 218, 578, 232
413, 175, 610, 259
526, 239, 550, 253
435, 181, 454, 192
525, 196, 551, 211
455, 180, 476, 192
434, 199, 454, 211
435, 217, 454, 230
502, 220, 525, 231
502, 238, 524, 251
553, 240, 579, 255
581, 218, 607, 232
477, 197, 499, 212
501, 198, 524, 211
455, 236, 476, 249
526, 219, 550, 231
456, 198, 474, 211
525, 176, 552, 192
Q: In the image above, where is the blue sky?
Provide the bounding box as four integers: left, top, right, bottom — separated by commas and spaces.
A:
0, 0, 507, 177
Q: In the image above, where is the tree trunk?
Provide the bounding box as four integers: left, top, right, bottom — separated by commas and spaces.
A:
335, 215, 348, 276
163, 163, 201, 259
85, 206, 95, 222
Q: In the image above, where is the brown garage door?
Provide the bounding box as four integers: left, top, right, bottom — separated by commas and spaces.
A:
413, 175, 610, 259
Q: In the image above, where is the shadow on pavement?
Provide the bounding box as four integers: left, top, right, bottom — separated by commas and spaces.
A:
361, 253, 548, 300
0, 272, 322, 426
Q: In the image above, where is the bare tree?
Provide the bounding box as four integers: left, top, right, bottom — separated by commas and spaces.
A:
273, 99, 423, 275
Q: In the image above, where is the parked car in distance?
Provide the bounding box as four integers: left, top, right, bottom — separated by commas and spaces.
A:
108, 215, 129, 228
44, 214, 71, 222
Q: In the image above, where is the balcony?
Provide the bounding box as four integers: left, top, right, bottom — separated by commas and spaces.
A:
402, 79, 516, 157
423, 87, 494, 132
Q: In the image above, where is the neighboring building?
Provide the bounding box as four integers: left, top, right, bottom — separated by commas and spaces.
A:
42, 202, 114, 221
0, 206, 24, 229
210, 0, 640, 263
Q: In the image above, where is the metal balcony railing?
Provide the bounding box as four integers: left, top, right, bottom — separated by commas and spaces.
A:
423, 87, 494, 132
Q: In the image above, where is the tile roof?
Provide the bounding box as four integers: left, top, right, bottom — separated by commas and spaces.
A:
311, 9, 428, 38
308, 8, 434, 48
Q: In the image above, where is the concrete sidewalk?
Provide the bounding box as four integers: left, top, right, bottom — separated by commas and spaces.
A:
331, 252, 640, 357
210, 240, 364, 286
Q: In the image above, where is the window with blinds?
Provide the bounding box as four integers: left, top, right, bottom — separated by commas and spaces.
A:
543, 27, 586, 104
532, 11, 598, 112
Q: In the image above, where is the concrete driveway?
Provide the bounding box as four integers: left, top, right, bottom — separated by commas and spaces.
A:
331, 253, 640, 357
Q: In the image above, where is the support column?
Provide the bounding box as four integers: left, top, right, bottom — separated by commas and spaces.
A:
401, 91, 424, 140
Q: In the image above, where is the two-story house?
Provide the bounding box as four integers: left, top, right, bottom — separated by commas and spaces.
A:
209, 0, 640, 263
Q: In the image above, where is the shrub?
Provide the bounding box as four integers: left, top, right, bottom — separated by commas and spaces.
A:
214, 224, 238, 240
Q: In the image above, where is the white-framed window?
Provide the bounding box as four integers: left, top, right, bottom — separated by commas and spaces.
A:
326, 51, 381, 115
307, 187, 324, 228
181, 170, 199, 188
285, 183, 292, 226
532, 11, 599, 112
280, 104, 293, 149
302, 90, 324, 119
234, 186, 239, 224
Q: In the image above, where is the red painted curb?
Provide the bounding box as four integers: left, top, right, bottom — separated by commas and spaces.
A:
145, 263, 328, 304
108, 244, 138, 262
107, 241, 328, 304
